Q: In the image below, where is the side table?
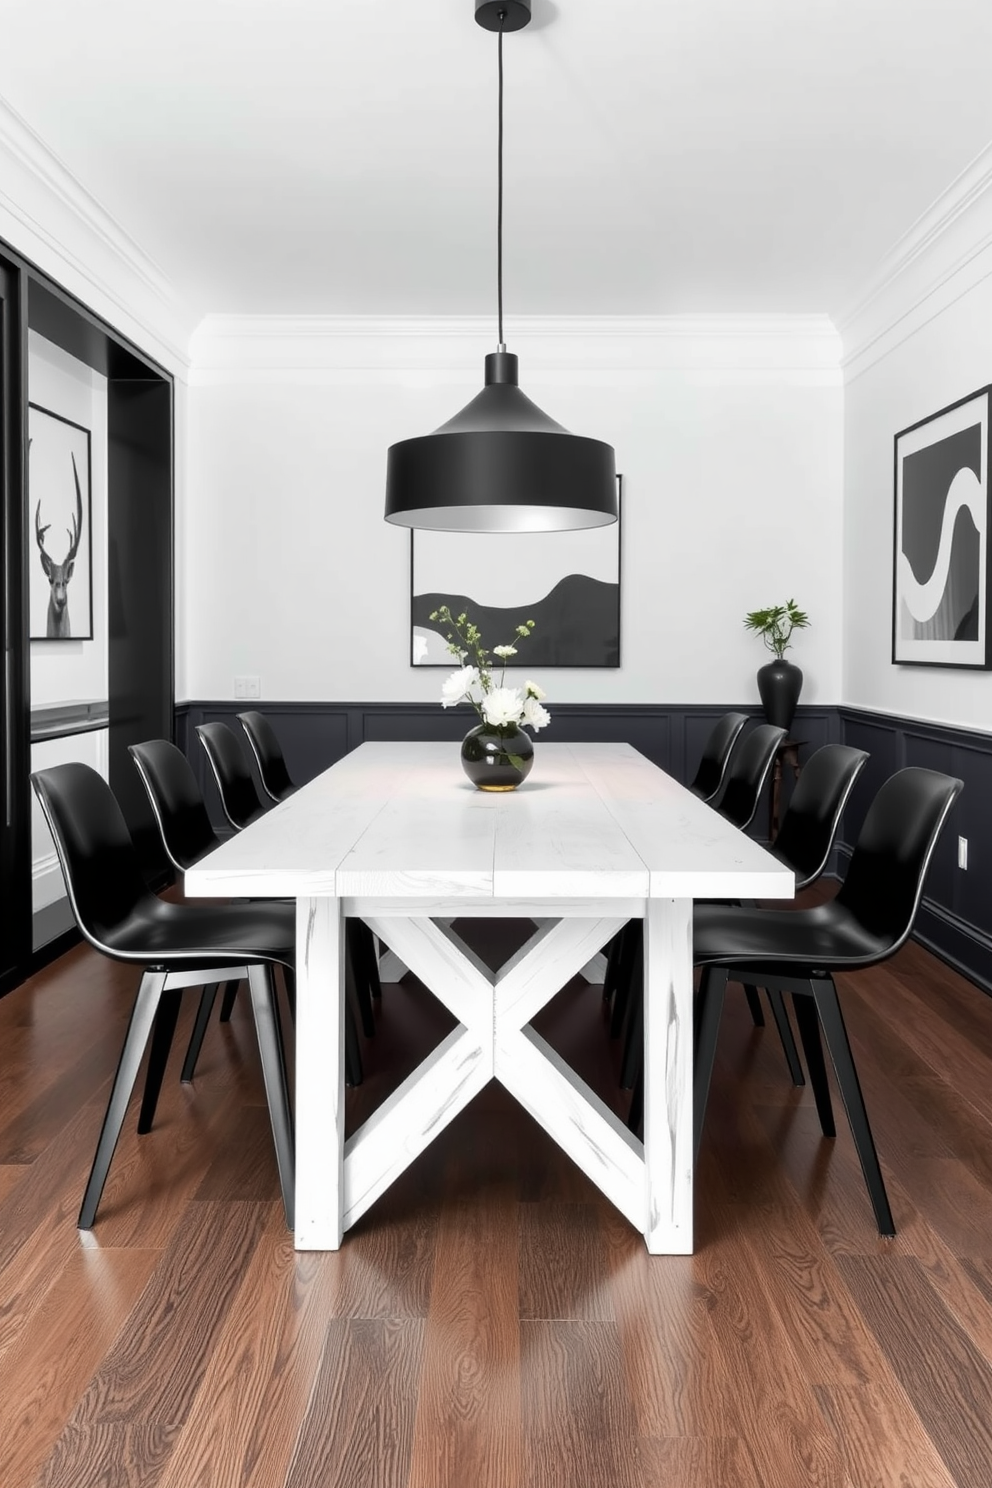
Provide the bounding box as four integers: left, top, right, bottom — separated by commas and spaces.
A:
769, 739, 804, 840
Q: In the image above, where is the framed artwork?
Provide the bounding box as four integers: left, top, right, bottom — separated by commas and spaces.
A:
893, 387, 992, 669
29, 404, 93, 642
411, 474, 622, 668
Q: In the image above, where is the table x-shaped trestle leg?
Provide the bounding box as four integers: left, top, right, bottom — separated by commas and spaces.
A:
293, 897, 693, 1254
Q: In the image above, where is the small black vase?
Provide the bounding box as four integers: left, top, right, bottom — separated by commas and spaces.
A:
460, 723, 534, 791
756, 657, 803, 734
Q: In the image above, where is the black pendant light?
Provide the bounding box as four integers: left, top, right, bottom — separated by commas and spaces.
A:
385, 0, 618, 533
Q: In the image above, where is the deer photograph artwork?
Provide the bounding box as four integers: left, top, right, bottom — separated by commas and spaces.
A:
29, 404, 93, 642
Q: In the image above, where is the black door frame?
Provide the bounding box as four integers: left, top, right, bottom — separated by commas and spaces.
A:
0, 238, 174, 997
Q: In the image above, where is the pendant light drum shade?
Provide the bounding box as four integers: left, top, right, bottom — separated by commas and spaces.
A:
385, 352, 617, 532
384, 1, 618, 533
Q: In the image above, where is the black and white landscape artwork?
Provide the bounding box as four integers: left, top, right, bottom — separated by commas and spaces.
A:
411, 478, 621, 668
894, 390, 990, 668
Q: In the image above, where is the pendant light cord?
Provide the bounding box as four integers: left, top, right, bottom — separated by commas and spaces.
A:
497, 12, 505, 349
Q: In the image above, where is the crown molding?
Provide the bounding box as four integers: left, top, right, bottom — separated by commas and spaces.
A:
836, 140, 992, 381
189, 313, 842, 381
0, 96, 194, 372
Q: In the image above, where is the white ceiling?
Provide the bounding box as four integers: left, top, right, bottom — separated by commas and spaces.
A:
3, 0, 992, 325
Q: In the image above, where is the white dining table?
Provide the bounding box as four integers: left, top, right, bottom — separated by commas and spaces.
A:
185, 739, 793, 1253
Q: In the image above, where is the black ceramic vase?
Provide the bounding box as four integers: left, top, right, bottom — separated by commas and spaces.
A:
756, 657, 803, 734
460, 723, 534, 791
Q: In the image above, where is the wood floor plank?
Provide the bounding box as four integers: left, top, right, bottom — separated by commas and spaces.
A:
0, 1163, 24, 1205
0, 1247, 158, 1488
836, 1253, 992, 1487
814, 1381, 958, 1488
519, 1201, 615, 1321
284, 1318, 425, 1488
0, 1102, 105, 1277
328, 1195, 438, 1320
693, 1199, 851, 1488
638, 1435, 763, 1488
35, 1200, 269, 1488
406, 1183, 521, 1488
602, 1210, 742, 1439
154, 1203, 342, 1488
734, 1213, 892, 1388
192, 1104, 284, 1204
519, 1320, 642, 1488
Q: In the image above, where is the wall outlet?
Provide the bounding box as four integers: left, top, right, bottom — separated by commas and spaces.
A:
958, 836, 968, 870
234, 675, 261, 699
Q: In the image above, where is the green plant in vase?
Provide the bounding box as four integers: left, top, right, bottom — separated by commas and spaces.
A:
743, 598, 810, 734
429, 604, 550, 790
743, 599, 810, 659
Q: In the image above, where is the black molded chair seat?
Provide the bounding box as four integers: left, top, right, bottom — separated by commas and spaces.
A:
196, 720, 270, 831
688, 711, 748, 803
88, 893, 297, 969
693, 899, 894, 977
32, 760, 296, 1231
237, 710, 297, 804
689, 766, 963, 1237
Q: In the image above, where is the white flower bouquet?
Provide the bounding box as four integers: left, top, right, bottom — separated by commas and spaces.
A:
429, 605, 551, 734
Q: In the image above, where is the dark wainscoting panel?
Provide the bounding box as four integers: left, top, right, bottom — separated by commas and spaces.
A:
176, 700, 835, 843
176, 699, 992, 992
838, 708, 992, 996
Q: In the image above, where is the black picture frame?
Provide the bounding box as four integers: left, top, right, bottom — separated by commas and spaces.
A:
410, 473, 623, 668
28, 403, 94, 642
893, 387, 992, 669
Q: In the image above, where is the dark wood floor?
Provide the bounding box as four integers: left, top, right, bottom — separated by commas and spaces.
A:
2, 913, 992, 1487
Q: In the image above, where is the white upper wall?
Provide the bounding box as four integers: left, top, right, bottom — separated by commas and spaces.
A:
184, 316, 843, 706
839, 143, 992, 728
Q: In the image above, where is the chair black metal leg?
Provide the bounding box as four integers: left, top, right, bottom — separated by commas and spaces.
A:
282, 965, 296, 1021
611, 922, 642, 1038
345, 1000, 363, 1087
355, 920, 382, 1002
602, 926, 624, 1007
792, 990, 835, 1137
743, 983, 765, 1026
79, 970, 167, 1229
694, 966, 728, 1162
619, 933, 644, 1091
219, 981, 240, 1022
137, 984, 184, 1133
246, 964, 295, 1230
767, 988, 805, 1086
813, 978, 895, 1237
346, 921, 376, 1038
180, 982, 219, 1084
627, 1064, 643, 1139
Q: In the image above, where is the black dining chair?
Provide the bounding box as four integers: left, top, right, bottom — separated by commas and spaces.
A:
711, 722, 788, 832
196, 720, 270, 831
602, 711, 750, 1021
130, 738, 368, 1086
130, 739, 255, 1073
689, 765, 963, 1236
688, 711, 748, 803
606, 721, 786, 1074
739, 742, 870, 1083
31, 761, 296, 1230
237, 710, 297, 804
